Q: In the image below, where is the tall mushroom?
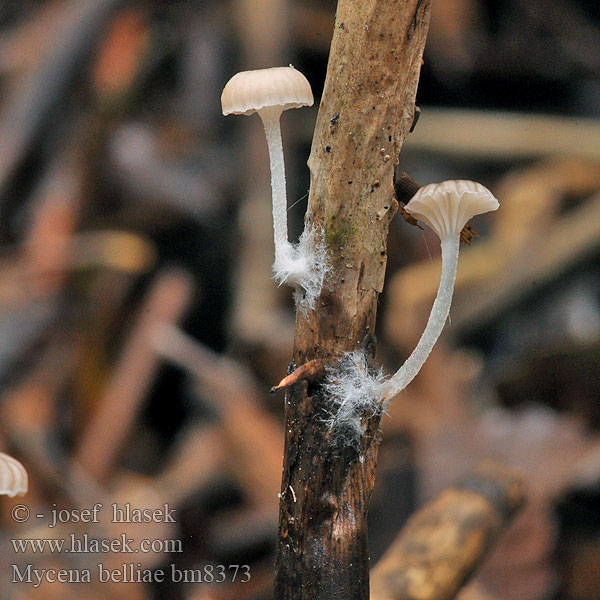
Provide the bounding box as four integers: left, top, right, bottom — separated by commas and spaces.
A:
221, 66, 314, 284
382, 180, 499, 402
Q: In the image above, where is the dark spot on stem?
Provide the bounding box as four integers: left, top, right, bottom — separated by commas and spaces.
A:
409, 0, 425, 38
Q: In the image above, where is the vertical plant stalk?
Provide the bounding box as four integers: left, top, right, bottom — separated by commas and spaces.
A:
274, 1, 432, 599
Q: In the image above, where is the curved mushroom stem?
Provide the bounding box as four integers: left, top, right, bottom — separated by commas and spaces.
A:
258, 107, 294, 270
382, 234, 460, 402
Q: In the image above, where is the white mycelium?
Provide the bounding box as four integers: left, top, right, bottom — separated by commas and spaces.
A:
324, 180, 499, 445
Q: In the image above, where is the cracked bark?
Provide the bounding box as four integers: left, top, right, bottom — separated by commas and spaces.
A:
274, 1, 431, 598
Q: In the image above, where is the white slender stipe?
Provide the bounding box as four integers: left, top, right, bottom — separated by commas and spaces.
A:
259, 106, 292, 268
382, 180, 499, 402
382, 235, 459, 400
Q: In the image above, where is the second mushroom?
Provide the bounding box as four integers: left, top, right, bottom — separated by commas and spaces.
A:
383, 180, 499, 401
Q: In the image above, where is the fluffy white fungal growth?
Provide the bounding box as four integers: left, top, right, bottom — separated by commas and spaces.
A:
221, 67, 322, 305
273, 225, 330, 313
382, 180, 498, 402
323, 351, 386, 448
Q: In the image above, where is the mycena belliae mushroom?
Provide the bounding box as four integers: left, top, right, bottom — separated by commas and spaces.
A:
221, 66, 314, 283
382, 180, 499, 402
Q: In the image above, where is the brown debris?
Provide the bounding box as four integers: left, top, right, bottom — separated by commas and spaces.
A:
270, 359, 326, 394
398, 204, 424, 230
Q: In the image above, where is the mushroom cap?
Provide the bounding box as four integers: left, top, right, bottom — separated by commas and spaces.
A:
404, 180, 499, 239
221, 66, 314, 116
0, 452, 28, 497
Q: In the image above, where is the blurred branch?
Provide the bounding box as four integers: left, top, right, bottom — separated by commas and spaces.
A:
108, 123, 224, 224
0, 0, 127, 228
152, 324, 283, 508
405, 107, 600, 160
370, 462, 525, 600
451, 187, 600, 336
75, 269, 194, 483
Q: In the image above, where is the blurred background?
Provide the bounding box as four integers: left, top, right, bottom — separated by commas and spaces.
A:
0, 1, 599, 599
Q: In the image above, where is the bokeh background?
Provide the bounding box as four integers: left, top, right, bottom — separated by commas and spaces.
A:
0, 1, 599, 599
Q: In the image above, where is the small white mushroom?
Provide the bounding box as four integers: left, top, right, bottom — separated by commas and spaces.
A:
221, 67, 313, 279
0, 452, 28, 497
382, 180, 499, 402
